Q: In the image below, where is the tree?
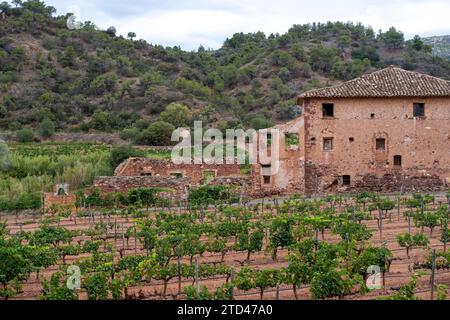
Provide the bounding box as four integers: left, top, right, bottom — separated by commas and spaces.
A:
411, 35, 424, 51
160, 103, 192, 128
396, 233, 429, 258
138, 121, 175, 146
16, 128, 35, 142
309, 45, 337, 73
127, 32, 136, 41
12, 0, 22, 8
269, 215, 293, 260
83, 273, 109, 300
250, 116, 273, 130
254, 269, 280, 300
0, 244, 33, 299
60, 46, 76, 67
39, 271, 79, 300
310, 269, 359, 300
40, 117, 55, 139
106, 26, 117, 37
419, 211, 440, 236
109, 145, 144, 168
90, 110, 112, 131
381, 27, 404, 49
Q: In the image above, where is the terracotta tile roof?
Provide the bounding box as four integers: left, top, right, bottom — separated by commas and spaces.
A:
299, 66, 450, 99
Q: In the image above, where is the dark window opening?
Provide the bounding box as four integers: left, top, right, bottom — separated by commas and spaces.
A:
413, 103, 425, 117
349, 137, 354, 143
323, 137, 334, 151
57, 188, 66, 196
394, 155, 402, 167
342, 175, 351, 186
376, 138, 386, 150
263, 176, 271, 185
370, 113, 375, 119
141, 173, 152, 176
170, 172, 183, 179
245, 136, 251, 144
261, 164, 271, 169
322, 103, 334, 117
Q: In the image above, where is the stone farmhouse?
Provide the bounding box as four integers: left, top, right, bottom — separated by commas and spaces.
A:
268, 65, 450, 195
43, 66, 450, 210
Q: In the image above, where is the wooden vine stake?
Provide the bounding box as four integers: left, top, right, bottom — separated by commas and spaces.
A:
378, 208, 383, 240
134, 223, 137, 254
177, 256, 182, 295
194, 256, 199, 292
430, 249, 436, 300
230, 269, 235, 300
121, 224, 125, 249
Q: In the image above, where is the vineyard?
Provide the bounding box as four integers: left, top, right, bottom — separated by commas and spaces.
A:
0, 190, 449, 300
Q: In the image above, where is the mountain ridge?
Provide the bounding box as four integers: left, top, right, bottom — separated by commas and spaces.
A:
1, 1, 450, 145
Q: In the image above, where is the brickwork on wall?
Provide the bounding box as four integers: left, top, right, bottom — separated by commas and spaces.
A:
42, 193, 77, 213
299, 96, 450, 195
90, 176, 189, 200
115, 158, 241, 185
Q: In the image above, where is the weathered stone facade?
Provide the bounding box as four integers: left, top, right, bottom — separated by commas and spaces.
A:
42, 193, 76, 213
283, 66, 450, 195
91, 176, 190, 201
115, 158, 241, 184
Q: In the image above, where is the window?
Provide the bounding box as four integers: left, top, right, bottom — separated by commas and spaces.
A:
349, 137, 354, 143
394, 155, 402, 167
322, 103, 334, 117
323, 137, 334, 151
202, 171, 216, 184
141, 173, 152, 176
261, 164, 272, 169
376, 138, 386, 150
413, 103, 425, 117
370, 113, 375, 119
285, 132, 299, 147
342, 175, 351, 186
170, 172, 183, 179
263, 176, 271, 185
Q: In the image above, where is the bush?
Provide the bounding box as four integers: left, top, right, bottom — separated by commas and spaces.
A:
160, 103, 192, 128
137, 121, 175, 146
188, 185, 231, 205
40, 117, 55, 139
16, 128, 35, 143
109, 145, 145, 168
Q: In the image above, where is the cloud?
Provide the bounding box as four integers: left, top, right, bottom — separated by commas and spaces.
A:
43, 0, 450, 50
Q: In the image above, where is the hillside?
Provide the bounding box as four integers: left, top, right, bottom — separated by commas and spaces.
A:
423, 35, 450, 59
1, 1, 450, 145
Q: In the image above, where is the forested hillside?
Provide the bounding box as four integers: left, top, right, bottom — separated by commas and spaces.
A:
1, 1, 450, 145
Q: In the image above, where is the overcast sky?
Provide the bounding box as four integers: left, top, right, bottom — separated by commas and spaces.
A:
41, 0, 450, 50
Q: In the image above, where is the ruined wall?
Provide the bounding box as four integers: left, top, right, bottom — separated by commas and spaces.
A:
302, 97, 450, 194
42, 193, 76, 213
115, 158, 241, 185
253, 118, 306, 196
91, 176, 189, 200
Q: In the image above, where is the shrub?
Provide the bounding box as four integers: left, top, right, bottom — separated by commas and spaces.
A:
16, 128, 35, 143
109, 145, 145, 168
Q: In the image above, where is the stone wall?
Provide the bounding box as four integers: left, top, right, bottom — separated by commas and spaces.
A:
91, 176, 189, 200
42, 193, 76, 213
115, 158, 241, 185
